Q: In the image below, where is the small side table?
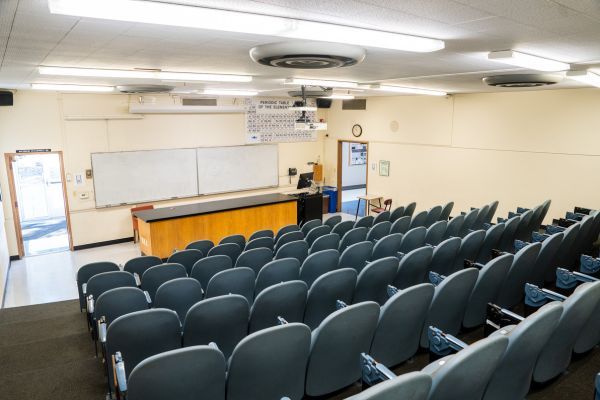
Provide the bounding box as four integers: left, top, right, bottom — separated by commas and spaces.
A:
356, 194, 383, 219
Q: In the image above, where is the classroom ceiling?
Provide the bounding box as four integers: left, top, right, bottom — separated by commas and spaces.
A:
1, 0, 600, 95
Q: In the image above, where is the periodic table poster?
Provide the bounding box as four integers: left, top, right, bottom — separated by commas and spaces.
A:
245, 97, 318, 143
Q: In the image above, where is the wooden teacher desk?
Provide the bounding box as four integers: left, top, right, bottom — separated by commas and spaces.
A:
134, 193, 298, 259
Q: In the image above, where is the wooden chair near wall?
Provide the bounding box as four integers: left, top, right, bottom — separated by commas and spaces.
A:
371, 199, 392, 214
131, 205, 154, 243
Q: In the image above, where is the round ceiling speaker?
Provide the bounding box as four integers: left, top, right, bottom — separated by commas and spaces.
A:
250, 41, 366, 69
482, 74, 562, 88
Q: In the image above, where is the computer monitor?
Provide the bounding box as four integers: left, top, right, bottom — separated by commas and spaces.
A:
297, 172, 314, 189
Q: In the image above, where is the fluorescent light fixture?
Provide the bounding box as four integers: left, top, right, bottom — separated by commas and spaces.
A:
370, 84, 447, 96
39, 66, 252, 82
31, 83, 114, 92
202, 89, 258, 96
322, 94, 355, 99
566, 70, 600, 88
284, 78, 358, 88
488, 50, 569, 72
48, 0, 444, 52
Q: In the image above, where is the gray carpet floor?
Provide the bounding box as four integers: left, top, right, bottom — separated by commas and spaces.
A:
0, 300, 597, 399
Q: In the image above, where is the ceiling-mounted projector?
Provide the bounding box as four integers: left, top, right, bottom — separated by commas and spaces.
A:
250, 41, 366, 69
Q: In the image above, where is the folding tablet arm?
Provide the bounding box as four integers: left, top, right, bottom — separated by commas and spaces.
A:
112, 352, 127, 399
428, 326, 468, 357
580, 255, 600, 275
485, 303, 524, 334
360, 353, 397, 385
428, 272, 445, 286
524, 283, 567, 308
555, 268, 598, 290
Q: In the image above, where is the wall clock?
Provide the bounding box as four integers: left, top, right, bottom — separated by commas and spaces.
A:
352, 124, 363, 137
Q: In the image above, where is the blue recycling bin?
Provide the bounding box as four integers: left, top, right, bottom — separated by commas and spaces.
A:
322, 186, 338, 213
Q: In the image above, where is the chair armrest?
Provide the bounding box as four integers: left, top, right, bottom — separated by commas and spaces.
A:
428, 326, 467, 356
360, 353, 397, 385
143, 291, 152, 305
82, 283, 87, 296
524, 284, 566, 307
387, 285, 399, 298
113, 352, 127, 395
464, 259, 485, 270
277, 316, 288, 325
429, 271, 445, 286
580, 255, 600, 274
336, 300, 348, 310
86, 295, 94, 315
133, 273, 141, 287
97, 317, 107, 344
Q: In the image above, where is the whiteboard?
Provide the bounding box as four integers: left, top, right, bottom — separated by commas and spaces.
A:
196, 145, 278, 194
92, 149, 199, 207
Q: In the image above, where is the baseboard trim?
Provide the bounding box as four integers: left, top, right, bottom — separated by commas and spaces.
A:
341, 184, 367, 191
74, 237, 134, 251
9, 255, 20, 261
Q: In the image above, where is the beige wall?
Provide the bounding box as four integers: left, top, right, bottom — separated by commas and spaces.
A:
324, 88, 600, 222
0, 91, 324, 257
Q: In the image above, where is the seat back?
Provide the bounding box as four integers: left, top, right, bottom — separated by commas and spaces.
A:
123, 256, 162, 277
275, 231, 305, 252
443, 214, 464, 239
472, 204, 490, 230
410, 210, 428, 229
255, 258, 300, 295
339, 227, 368, 252
429, 237, 460, 275
303, 268, 357, 330
394, 246, 434, 289
190, 255, 232, 290
538, 199, 551, 227
244, 237, 274, 251
76, 261, 120, 309
141, 263, 187, 301
248, 229, 273, 241
299, 249, 340, 287
514, 209, 535, 242
355, 215, 375, 229
183, 294, 249, 359
459, 208, 479, 237
305, 302, 380, 397
234, 247, 273, 274
462, 253, 513, 328
106, 309, 181, 385
483, 302, 563, 400
497, 215, 521, 252
404, 202, 417, 217
485, 200, 500, 225
390, 215, 411, 235
167, 249, 204, 275
370, 283, 435, 367
496, 242, 542, 309
127, 346, 226, 400
305, 225, 332, 246
390, 206, 405, 223
424, 206, 443, 228
95, 287, 149, 326
275, 224, 300, 243
87, 271, 137, 301
219, 234, 246, 249
207, 243, 242, 264
249, 280, 308, 332
185, 239, 214, 255
346, 372, 432, 400
527, 204, 545, 236
154, 278, 203, 322
275, 240, 309, 264
423, 335, 509, 400
205, 267, 256, 305
451, 230, 485, 274
301, 219, 323, 236
372, 233, 403, 261
425, 220, 447, 246
399, 227, 427, 254
367, 221, 392, 242
439, 202, 454, 221
339, 241, 373, 273
476, 222, 505, 264
332, 220, 355, 238
227, 323, 311, 400
310, 233, 340, 254
324, 215, 342, 229
420, 268, 479, 347
534, 281, 600, 383
354, 257, 399, 305
373, 210, 391, 225
529, 232, 563, 286
574, 293, 600, 354
546, 223, 580, 281
572, 216, 594, 262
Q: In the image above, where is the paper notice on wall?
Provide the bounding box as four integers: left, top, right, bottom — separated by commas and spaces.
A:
245, 97, 318, 143
74, 173, 84, 186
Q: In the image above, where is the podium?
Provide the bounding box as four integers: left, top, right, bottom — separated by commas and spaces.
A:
294, 192, 323, 225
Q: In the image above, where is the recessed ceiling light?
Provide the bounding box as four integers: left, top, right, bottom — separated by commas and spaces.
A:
370, 84, 447, 96
284, 78, 358, 88
39, 66, 252, 82
322, 94, 355, 99
488, 50, 570, 72
202, 89, 258, 96
48, 0, 445, 52
31, 83, 114, 92
566, 70, 600, 88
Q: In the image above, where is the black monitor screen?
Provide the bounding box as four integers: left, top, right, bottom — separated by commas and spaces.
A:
297, 172, 314, 189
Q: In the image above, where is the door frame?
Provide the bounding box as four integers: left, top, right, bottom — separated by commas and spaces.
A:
336, 140, 369, 213
4, 151, 74, 257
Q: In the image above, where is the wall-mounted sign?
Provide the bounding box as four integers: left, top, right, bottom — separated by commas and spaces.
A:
379, 160, 390, 176
349, 143, 367, 165
16, 149, 51, 153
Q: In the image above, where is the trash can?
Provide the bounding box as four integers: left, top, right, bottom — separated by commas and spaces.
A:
322, 186, 338, 213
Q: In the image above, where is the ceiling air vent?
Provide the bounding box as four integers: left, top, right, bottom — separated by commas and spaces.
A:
482, 74, 562, 88
117, 85, 174, 94
250, 42, 366, 69
182, 98, 217, 106
342, 99, 367, 110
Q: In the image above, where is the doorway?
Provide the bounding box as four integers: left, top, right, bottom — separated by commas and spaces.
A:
5, 152, 72, 257
337, 140, 368, 217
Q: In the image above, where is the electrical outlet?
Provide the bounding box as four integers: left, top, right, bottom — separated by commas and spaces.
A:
78, 192, 90, 199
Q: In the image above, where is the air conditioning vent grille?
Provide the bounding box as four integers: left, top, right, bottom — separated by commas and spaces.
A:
182, 98, 217, 106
